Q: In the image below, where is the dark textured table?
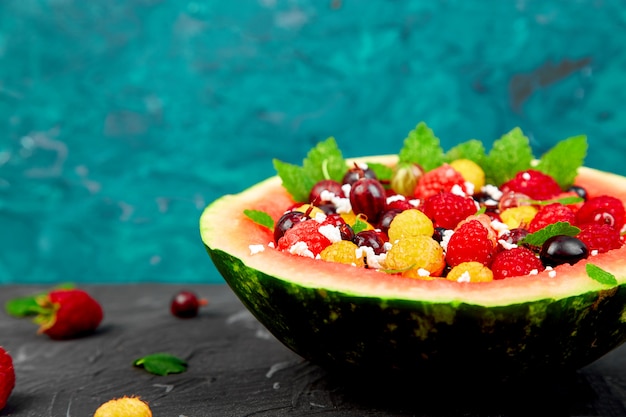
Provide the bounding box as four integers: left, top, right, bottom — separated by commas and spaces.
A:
2, 284, 626, 417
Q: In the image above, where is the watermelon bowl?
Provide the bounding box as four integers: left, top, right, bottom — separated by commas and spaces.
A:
199, 155, 626, 383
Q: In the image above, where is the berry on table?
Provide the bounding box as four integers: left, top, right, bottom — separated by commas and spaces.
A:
35, 289, 103, 340
171, 290, 208, 318
94, 395, 152, 417
0, 347, 15, 412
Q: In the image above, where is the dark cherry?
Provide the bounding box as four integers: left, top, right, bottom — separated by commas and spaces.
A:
338, 223, 355, 241
353, 230, 386, 255
342, 165, 377, 185
349, 177, 387, 223
377, 208, 403, 234
309, 179, 344, 204
567, 185, 588, 201
274, 211, 306, 242
540, 235, 589, 267
171, 290, 207, 318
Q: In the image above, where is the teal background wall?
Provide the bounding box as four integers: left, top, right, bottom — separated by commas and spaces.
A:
1, 0, 625, 284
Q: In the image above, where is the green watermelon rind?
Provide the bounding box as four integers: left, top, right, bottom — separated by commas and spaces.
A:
200, 157, 626, 377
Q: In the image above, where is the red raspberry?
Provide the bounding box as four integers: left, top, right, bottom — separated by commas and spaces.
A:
500, 170, 562, 200
0, 347, 15, 411
414, 164, 467, 200
277, 218, 333, 257
491, 247, 545, 280
576, 195, 626, 231
528, 203, 576, 232
421, 192, 477, 230
577, 223, 623, 254
445, 220, 496, 267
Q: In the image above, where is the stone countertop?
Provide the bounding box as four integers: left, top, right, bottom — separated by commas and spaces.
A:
1, 284, 626, 416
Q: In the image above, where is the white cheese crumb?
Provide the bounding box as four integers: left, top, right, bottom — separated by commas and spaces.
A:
417, 268, 431, 277
249, 244, 265, 255
457, 271, 471, 283
529, 269, 539, 275
318, 224, 342, 242
440, 229, 454, 252
464, 181, 475, 196
288, 241, 314, 258
356, 162, 369, 170
409, 199, 421, 208
591, 249, 599, 256
481, 184, 503, 201
522, 172, 531, 181
548, 269, 557, 278
451, 184, 466, 197
341, 183, 352, 197
491, 219, 510, 237
383, 241, 393, 252
319, 190, 337, 202
333, 196, 352, 214
359, 246, 386, 269
386, 194, 406, 204
498, 239, 518, 250
268, 242, 275, 248
313, 212, 327, 223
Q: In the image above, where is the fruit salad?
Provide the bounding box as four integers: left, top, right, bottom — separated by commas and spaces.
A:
245, 122, 624, 283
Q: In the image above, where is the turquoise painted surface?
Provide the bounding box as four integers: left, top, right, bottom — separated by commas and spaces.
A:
1, 0, 625, 284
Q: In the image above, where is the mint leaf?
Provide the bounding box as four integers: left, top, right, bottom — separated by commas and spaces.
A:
365, 162, 393, 182
519, 221, 580, 247
535, 135, 588, 189
272, 159, 316, 203
352, 216, 369, 234
243, 209, 274, 230
273, 137, 347, 202
398, 122, 445, 171
133, 353, 188, 376
586, 264, 618, 286
483, 127, 533, 186
302, 137, 347, 183
444, 139, 487, 166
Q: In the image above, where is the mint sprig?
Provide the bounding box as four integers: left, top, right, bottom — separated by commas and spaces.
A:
398, 122, 445, 171
535, 135, 588, 189
483, 127, 534, 186
518, 221, 581, 247
444, 139, 487, 167
273, 137, 346, 202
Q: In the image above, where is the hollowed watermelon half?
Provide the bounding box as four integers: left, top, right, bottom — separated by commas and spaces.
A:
200, 156, 626, 380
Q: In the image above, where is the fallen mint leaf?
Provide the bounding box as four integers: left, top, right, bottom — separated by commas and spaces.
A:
133, 353, 188, 376
243, 209, 274, 230
519, 221, 581, 247
586, 264, 618, 286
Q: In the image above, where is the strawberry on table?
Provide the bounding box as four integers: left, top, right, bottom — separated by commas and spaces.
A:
0, 346, 15, 411
35, 289, 104, 340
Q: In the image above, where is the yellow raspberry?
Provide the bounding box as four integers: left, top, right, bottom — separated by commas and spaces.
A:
320, 240, 365, 267
449, 159, 485, 190
387, 209, 434, 242
94, 396, 152, 417
384, 236, 445, 279
500, 205, 538, 229
446, 261, 494, 283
